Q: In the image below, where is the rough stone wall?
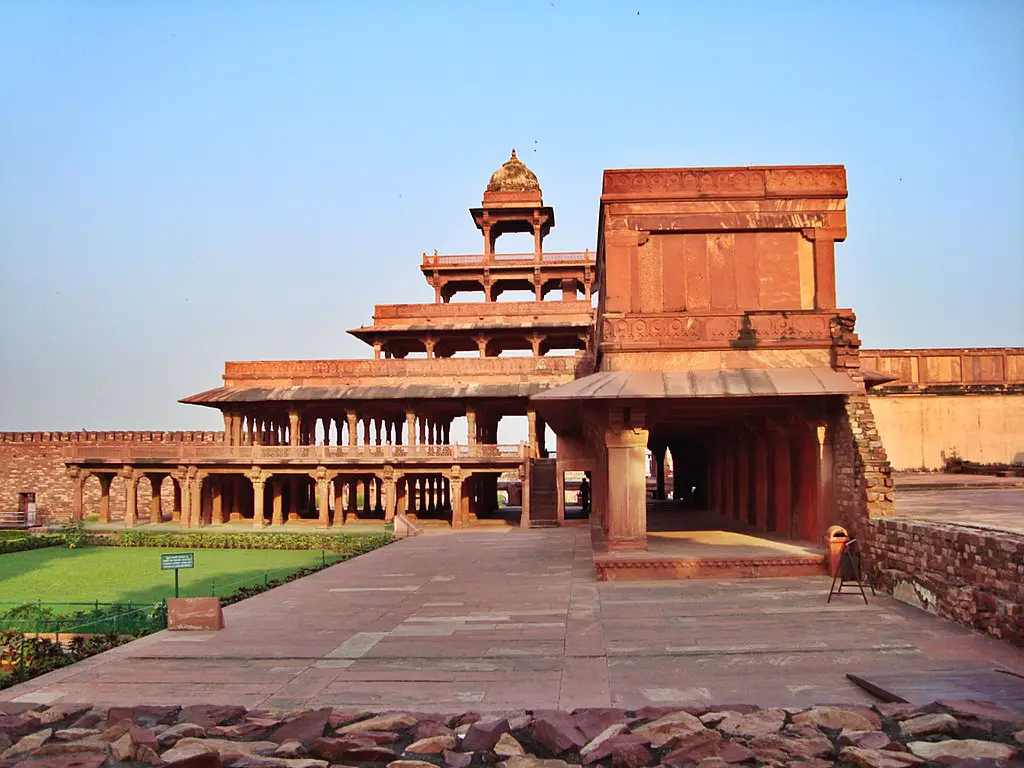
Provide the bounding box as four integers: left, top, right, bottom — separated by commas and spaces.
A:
865, 517, 1024, 647
0, 431, 223, 523
831, 394, 895, 541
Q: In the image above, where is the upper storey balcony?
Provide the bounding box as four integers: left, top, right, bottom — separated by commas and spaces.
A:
420, 249, 597, 303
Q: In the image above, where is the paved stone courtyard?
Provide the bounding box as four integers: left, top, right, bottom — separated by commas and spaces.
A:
3, 528, 1021, 713
892, 487, 1024, 534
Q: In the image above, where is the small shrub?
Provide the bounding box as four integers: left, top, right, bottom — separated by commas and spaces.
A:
0, 534, 64, 555
61, 520, 86, 549
86, 530, 393, 553
0, 629, 127, 690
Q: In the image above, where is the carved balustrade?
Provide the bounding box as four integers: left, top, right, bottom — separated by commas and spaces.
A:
62, 442, 528, 466
421, 250, 594, 268
223, 355, 582, 383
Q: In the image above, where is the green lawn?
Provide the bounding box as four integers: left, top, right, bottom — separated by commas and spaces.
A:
0, 545, 340, 609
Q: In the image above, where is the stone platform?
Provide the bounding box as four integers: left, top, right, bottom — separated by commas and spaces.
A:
3, 528, 1022, 713
593, 509, 827, 582
592, 530, 827, 581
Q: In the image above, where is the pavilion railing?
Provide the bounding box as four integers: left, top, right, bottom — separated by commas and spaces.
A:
63, 442, 529, 464
422, 250, 594, 267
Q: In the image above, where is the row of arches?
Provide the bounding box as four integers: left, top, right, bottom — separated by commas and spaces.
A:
72, 468, 517, 529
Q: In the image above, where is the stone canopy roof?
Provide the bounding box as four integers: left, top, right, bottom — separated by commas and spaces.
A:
486, 149, 540, 193
180, 382, 551, 407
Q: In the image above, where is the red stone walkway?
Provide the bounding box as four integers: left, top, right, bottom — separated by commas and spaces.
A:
2, 529, 1021, 712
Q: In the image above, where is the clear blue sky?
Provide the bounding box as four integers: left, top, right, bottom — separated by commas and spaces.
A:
1, 1, 1021, 431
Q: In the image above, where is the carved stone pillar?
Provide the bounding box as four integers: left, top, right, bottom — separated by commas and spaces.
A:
212, 476, 224, 525
171, 476, 182, 523
333, 477, 345, 526
752, 429, 769, 530
450, 467, 463, 529
149, 475, 163, 522
191, 471, 204, 528
250, 468, 266, 528
527, 408, 538, 459
519, 464, 531, 529
122, 468, 138, 528
347, 411, 358, 446
314, 467, 331, 528
271, 477, 284, 526
604, 409, 649, 551
466, 409, 477, 448
346, 477, 359, 522
795, 422, 821, 541
653, 444, 666, 500
737, 434, 751, 523
68, 467, 86, 521
406, 410, 416, 447
771, 428, 792, 537
382, 467, 396, 523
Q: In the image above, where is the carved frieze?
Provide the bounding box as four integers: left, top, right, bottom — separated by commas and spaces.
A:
603, 169, 765, 198
602, 165, 846, 200
601, 311, 837, 349
764, 167, 847, 197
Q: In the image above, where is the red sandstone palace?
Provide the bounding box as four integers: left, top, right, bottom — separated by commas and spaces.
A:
2, 153, 1022, 549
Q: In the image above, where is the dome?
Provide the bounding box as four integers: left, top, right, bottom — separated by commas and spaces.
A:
486, 149, 541, 193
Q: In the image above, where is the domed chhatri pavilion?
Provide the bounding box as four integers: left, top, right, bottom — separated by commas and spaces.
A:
5, 153, 1022, 579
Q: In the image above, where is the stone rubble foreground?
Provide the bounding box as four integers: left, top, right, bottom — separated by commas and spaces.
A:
0, 699, 1021, 768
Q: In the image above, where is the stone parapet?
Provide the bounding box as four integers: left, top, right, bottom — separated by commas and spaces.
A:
421, 250, 594, 267
602, 165, 847, 201
0, 431, 223, 444
222, 355, 584, 386
371, 300, 594, 323
862, 347, 1024, 391
865, 517, 1024, 648
63, 442, 528, 466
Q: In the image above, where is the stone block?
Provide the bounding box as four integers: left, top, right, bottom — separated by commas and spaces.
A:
167, 598, 225, 631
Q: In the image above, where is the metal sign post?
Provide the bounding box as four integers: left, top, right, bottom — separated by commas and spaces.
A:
161, 552, 195, 599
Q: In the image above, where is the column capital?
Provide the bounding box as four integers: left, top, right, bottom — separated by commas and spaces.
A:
605, 426, 649, 449
248, 466, 266, 485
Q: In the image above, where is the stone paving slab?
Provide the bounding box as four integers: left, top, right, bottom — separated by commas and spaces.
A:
2, 528, 1022, 712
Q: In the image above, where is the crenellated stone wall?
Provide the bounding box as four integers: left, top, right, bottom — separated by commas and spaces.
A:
864, 517, 1024, 648
0, 431, 223, 522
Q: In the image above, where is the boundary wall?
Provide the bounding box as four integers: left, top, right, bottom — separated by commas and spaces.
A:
0, 432, 223, 522
865, 517, 1024, 647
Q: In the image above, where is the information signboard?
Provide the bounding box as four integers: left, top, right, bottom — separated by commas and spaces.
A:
161, 553, 195, 570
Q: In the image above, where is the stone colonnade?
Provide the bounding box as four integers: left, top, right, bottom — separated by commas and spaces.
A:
69, 465, 526, 530
588, 406, 841, 552
220, 406, 535, 450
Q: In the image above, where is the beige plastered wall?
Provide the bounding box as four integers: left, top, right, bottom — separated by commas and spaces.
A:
869, 393, 1024, 469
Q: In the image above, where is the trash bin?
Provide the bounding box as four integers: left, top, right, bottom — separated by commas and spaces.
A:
825, 525, 849, 578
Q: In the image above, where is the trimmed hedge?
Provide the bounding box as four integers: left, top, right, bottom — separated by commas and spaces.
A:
0, 534, 65, 555
84, 530, 393, 554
